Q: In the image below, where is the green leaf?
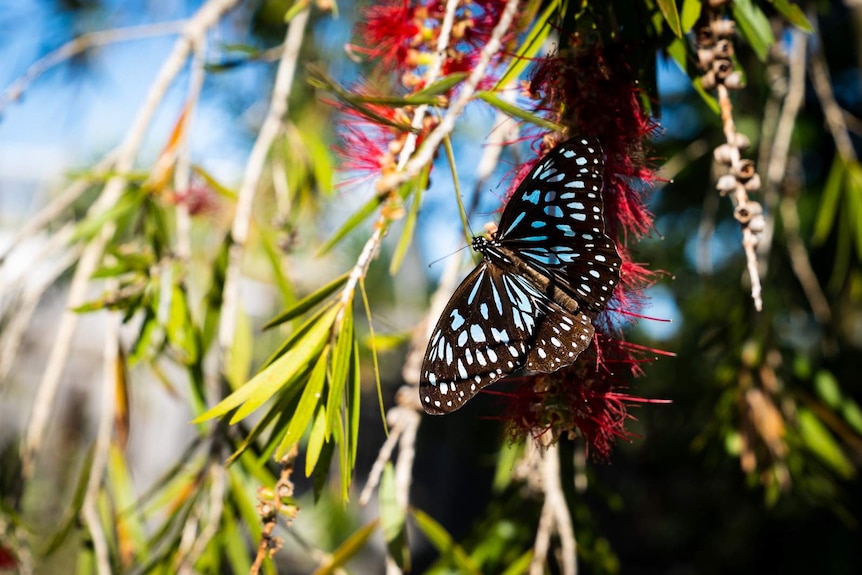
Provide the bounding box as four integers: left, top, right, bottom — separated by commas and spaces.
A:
311, 520, 380, 575
264, 272, 349, 329
305, 404, 328, 476
656, 0, 683, 37
276, 347, 330, 458
812, 156, 845, 245
166, 282, 199, 364
493, 0, 559, 91
413, 72, 469, 98
766, 0, 813, 32
798, 408, 855, 479
380, 463, 410, 571
500, 550, 535, 575
814, 370, 842, 409
258, 226, 295, 304
841, 400, 862, 436
493, 440, 524, 492
285, 0, 309, 22
193, 305, 337, 423
318, 193, 385, 256
411, 507, 481, 575
348, 339, 361, 474
70, 187, 145, 243
193, 165, 238, 201
389, 169, 427, 275
680, 0, 702, 33
326, 308, 354, 441
226, 307, 254, 388
474, 91, 563, 132
844, 161, 862, 258
693, 75, 721, 114
731, 0, 776, 61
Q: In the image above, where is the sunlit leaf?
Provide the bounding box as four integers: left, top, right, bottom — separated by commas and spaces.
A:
656, 0, 683, 37
475, 91, 563, 132
306, 404, 328, 476
193, 305, 337, 423
264, 272, 349, 329
680, 0, 702, 33
318, 193, 386, 256
766, 0, 813, 32
326, 308, 354, 440
814, 370, 842, 409
493, 0, 559, 91
312, 519, 380, 575
389, 168, 427, 275
731, 0, 775, 61
276, 347, 330, 458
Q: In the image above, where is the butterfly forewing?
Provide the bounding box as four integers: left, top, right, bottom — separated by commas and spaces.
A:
496, 137, 621, 312
421, 265, 539, 414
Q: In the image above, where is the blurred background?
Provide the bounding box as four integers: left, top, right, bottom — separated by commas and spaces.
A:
1, 0, 861, 574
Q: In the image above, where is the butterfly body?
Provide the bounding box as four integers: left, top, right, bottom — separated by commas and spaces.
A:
420, 137, 621, 415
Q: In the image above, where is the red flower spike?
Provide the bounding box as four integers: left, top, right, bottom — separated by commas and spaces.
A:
494, 44, 667, 456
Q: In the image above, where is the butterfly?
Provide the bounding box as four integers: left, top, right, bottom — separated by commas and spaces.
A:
419, 137, 622, 415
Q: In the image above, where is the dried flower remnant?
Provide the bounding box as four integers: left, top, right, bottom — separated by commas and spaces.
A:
695, 6, 765, 310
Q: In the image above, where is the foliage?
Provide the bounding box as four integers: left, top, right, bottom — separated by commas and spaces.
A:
0, 0, 860, 574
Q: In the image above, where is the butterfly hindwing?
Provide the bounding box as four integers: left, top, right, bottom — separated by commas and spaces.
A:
496, 137, 621, 312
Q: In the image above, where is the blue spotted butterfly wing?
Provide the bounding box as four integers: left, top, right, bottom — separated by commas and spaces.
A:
496, 137, 620, 312
420, 137, 621, 415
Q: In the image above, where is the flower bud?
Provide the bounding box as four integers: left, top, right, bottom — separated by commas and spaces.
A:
733, 133, 751, 150
701, 70, 717, 90
749, 213, 766, 234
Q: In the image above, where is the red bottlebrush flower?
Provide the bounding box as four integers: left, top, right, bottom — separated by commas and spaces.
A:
172, 177, 219, 217
352, 0, 422, 71
491, 43, 666, 455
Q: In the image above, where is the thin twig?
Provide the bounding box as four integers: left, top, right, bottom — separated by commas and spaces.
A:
218, 6, 310, 366
0, 21, 186, 116
21, 0, 242, 478
80, 313, 120, 575
529, 441, 577, 575
0, 242, 81, 382
394, 0, 461, 170
0, 153, 116, 265
174, 37, 208, 262
808, 12, 858, 164
761, 31, 831, 323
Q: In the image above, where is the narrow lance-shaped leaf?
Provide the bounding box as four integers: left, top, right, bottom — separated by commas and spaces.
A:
305, 404, 328, 476
410, 507, 482, 575
656, 0, 683, 37
326, 305, 354, 440
276, 346, 330, 458
389, 169, 427, 275
731, 0, 775, 61
318, 193, 386, 256
311, 519, 381, 575
193, 305, 338, 423
380, 463, 410, 571
264, 272, 349, 329
493, 0, 559, 91
474, 91, 563, 132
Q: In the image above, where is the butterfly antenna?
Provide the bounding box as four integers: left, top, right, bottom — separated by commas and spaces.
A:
427, 244, 469, 268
